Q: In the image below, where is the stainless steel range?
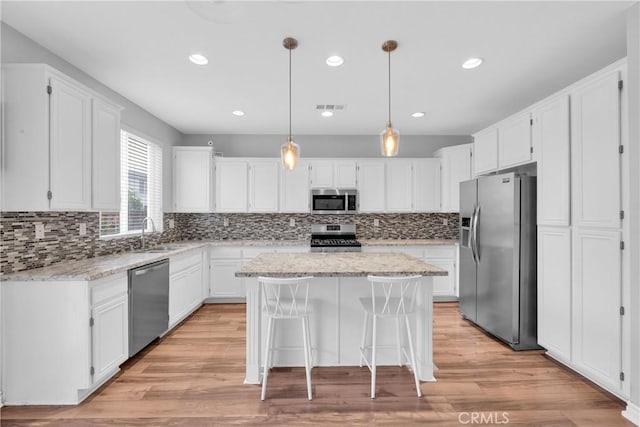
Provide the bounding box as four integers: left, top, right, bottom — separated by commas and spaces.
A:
310, 224, 361, 252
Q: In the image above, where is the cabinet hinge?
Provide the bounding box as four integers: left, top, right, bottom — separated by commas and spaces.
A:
46, 85, 52, 95
530, 146, 534, 154
89, 317, 94, 327
90, 366, 95, 376
620, 372, 625, 381
47, 190, 52, 200
618, 80, 623, 91
620, 210, 624, 220
620, 241, 625, 250
530, 118, 533, 126
620, 306, 625, 316
619, 145, 624, 154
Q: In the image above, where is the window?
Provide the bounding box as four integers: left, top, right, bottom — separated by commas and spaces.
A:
100, 130, 163, 237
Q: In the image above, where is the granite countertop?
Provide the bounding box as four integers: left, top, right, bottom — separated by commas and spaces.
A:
2, 238, 456, 282
360, 239, 457, 246
235, 252, 448, 278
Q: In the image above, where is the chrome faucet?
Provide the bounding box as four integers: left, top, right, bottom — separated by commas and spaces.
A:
141, 216, 156, 250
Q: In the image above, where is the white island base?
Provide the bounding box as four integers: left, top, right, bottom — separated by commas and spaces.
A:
237, 252, 443, 385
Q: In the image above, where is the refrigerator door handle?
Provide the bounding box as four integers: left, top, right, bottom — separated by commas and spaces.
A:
471, 204, 480, 263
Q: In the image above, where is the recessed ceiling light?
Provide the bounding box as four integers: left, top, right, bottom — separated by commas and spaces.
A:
189, 53, 208, 65
326, 55, 344, 67
321, 111, 334, 117
462, 57, 483, 69
411, 112, 425, 118
232, 110, 245, 116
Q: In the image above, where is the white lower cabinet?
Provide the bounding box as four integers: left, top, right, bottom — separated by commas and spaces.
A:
169, 250, 205, 327
209, 248, 245, 299
363, 245, 458, 299
537, 226, 572, 362
571, 228, 622, 393
91, 292, 128, 385
2, 273, 129, 405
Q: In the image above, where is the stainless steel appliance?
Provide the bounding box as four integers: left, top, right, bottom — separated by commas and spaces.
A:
310, 224, 361, 252
311, 188, 357, 214
128, 259, 170, 357
459, 172, 539, 350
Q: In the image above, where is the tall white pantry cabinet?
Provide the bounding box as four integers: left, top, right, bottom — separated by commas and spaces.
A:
534, 60, 629, 398
2, 64, 122, 212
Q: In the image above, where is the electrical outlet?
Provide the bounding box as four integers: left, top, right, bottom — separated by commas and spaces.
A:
443, 218, 448, 226
35, 223, 45, 239
169, 219, 175, 229
79, 223, 87, 236
223, 218, 229, 227
289, 218, 295, 227
373, 219, 380, 227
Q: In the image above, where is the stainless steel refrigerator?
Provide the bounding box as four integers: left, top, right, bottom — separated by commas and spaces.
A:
459, 172, 539, 350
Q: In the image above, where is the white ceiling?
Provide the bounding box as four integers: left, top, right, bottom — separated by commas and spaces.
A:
1, 1, 632, 135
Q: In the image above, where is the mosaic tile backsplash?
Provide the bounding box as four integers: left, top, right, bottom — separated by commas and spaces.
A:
1, 211, 458, 275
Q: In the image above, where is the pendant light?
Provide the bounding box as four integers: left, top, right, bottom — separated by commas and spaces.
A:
281, 37, 300, 170
380, 40, 399, 157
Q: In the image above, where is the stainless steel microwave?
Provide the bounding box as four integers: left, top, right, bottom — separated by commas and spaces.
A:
311, 188, 358, 214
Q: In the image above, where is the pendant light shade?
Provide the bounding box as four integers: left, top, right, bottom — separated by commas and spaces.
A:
281, 37, 300, 170
380, 40, 399, 157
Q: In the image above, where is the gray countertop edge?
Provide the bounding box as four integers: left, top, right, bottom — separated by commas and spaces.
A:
235, 271, 449, 278
2, 239, 457, 282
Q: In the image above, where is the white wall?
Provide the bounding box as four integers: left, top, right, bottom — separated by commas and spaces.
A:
181, 134, 471, 158
0, 22, 184, 212
625, 3, 640, 423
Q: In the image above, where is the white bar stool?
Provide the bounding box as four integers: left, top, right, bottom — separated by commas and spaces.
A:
359, 274, 423, 399
259, 276, 314, 401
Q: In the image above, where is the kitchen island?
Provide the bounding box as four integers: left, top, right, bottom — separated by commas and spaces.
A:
236, 252, 447, 384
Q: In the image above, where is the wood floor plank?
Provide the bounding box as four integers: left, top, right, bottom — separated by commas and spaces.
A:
0, 302, 632, 425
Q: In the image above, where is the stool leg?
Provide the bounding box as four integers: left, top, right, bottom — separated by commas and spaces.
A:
405, 316, 422, 398
371, 315, 377, 399
305, 315, 313, 368
359, 311, 369, 367
261, 316, 274, 401
301, 317, 313, 400
395, 317, 402, 366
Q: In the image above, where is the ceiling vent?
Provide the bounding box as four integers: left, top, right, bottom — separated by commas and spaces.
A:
316, 104, 346, 111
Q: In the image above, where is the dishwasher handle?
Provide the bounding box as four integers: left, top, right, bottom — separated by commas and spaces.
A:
134, 264, 166, 276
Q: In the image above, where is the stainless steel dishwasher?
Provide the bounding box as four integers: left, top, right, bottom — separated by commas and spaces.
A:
128, 259, 170, 357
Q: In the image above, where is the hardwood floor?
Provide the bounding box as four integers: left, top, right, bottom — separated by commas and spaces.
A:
1, 302, 632, 426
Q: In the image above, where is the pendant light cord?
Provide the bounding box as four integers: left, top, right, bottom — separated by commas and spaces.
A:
388, 49, 391, 125
289, 46, 292, 140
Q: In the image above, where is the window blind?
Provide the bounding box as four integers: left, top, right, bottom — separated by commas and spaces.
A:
100, 130, 163, 237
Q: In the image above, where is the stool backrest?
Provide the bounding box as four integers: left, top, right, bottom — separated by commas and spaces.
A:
366, 275, 422, 316
259, 276, 314, 318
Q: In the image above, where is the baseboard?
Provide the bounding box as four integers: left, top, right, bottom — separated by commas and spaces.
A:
622, 401, 640, 425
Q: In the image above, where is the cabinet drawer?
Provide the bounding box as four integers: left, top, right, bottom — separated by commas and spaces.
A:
209, 247, 243, 259
170, 250, 203, 275
90, 273, 127, 306
424, 246, 456, 259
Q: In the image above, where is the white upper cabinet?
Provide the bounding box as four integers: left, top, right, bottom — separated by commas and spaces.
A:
173, 147, 214, 212
385, 160, 413, 212
309, 160, 357, 188
2, 64, 121, 212
498, 112, 532, 168
248, 160, 279, 212
571, 70, 621, 229
435, 144, 472, 212
91, 98, 122, 212
472, 127, 499, 175
48, 75, 92, 210
534, 95, 571, 226
215, 159, 248, 212
334, 160, 357, 187
413, 159, 441, 212
357, 160, 386, 212
280, 160, 310, 212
